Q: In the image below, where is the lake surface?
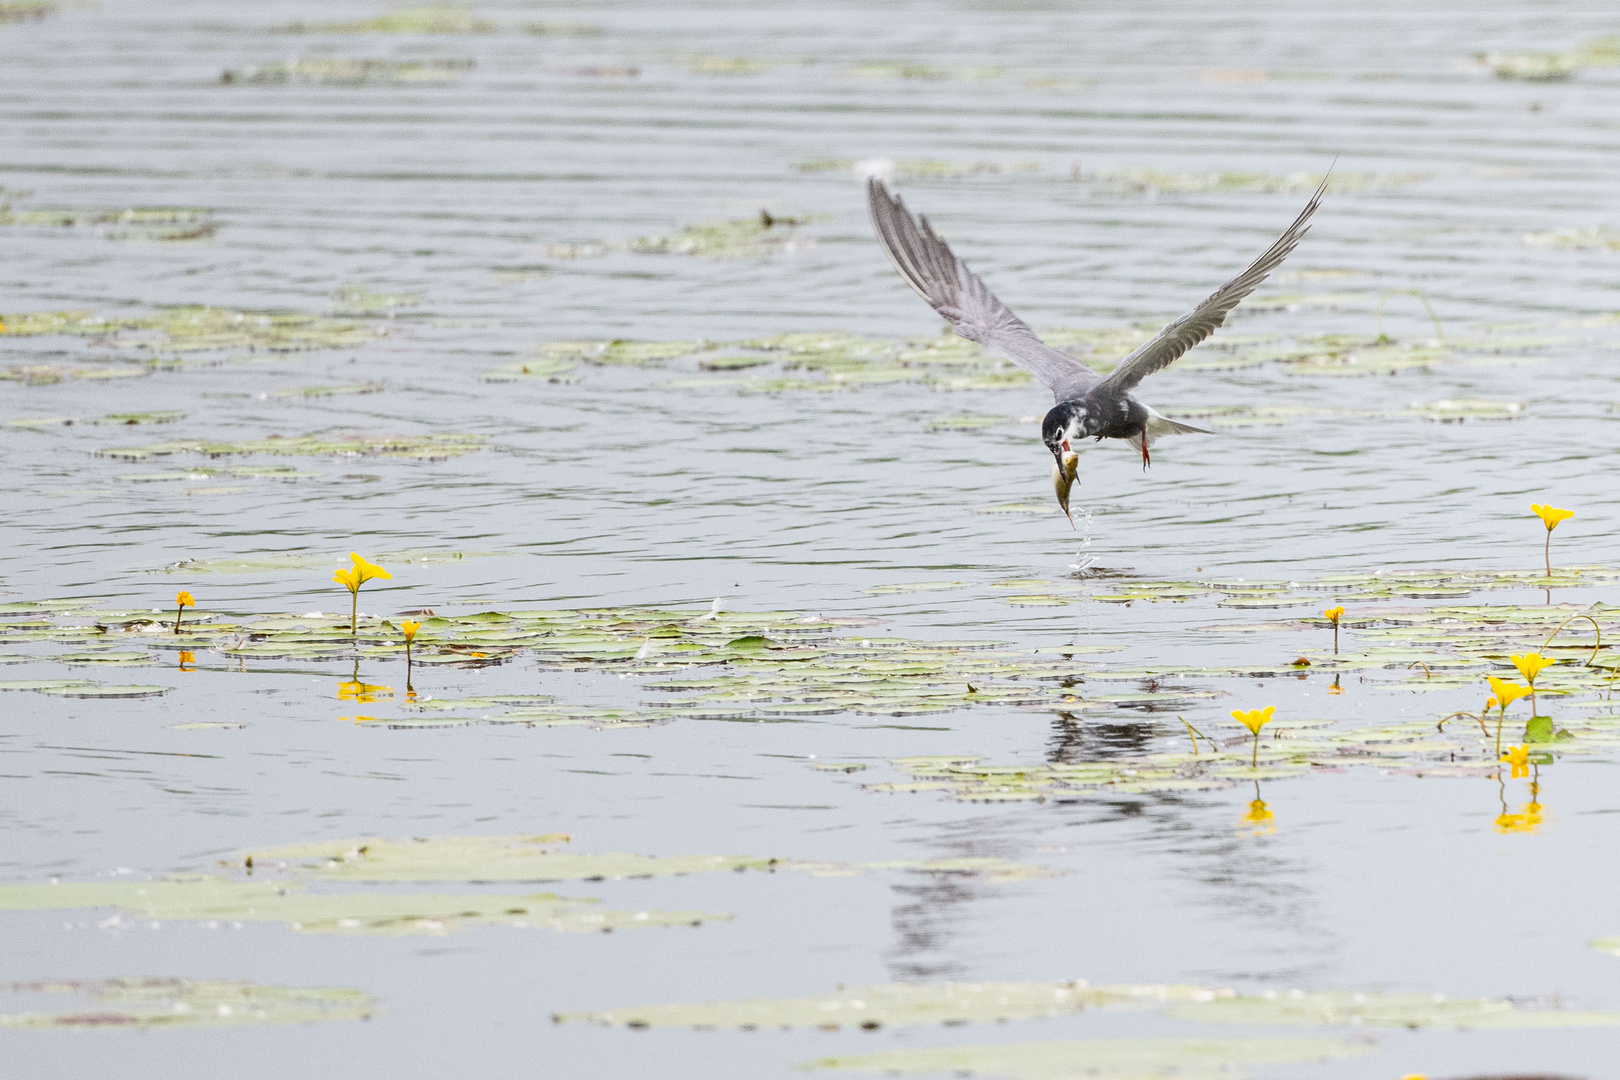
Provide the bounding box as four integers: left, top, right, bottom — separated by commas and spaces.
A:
3, 2, 1620, 1077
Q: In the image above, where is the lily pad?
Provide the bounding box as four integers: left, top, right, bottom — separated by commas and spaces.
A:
222, 58, 474, 86
0, 877, 725, 936
801, 1036, 1371, 1079
100, 433, 485, 462
558, 980, 1225, 1030
1165, 989, 1620, 1029
0, 978, 375, 1029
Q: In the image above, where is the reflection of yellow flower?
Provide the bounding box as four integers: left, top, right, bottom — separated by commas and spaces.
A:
1531, 504, 1573, 531
178, 650, 195, 670
1511, 652, 1553, 684
1495, 801, 1544, 834
1501, 744, 1531, 779
1243, 799, 1273, 824
1323, 606, 1344, 623
337, 680, 393, 703
400, 620, 420, 643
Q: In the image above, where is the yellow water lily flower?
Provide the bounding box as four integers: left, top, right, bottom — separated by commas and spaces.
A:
1486, 675, 1531, 708
1501, 744, 1531, 779
1232, 707, 1276, 767
1322, 605, 1345, 655
400, 620, 420, 643
173, 590, 195, 633
1531, 503, 1573, 531
1232, 707, 1275, 736
333, 552, 391, 634
1531, 504, 1573, 576
1511, 652, 1553, 683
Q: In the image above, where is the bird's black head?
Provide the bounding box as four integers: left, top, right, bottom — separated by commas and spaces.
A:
1041, 402, 1087, 468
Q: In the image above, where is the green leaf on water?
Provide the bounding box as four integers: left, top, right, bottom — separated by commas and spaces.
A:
237, 835, 1056, 885
1165, 988, 1620, 1029
0, 977, 375, 1029
0, 876, 726, 936
558, 980, 1225, 1030
800, 1036, 1371, 1079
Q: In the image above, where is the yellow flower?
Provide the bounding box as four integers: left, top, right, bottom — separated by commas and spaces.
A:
1510, 652, 1554, 684
175, 591, 194, 609
334, 552, 391, 634
400, 620, 420, 643
1485, 676, 1531, 708
1322, 605, 1344, 623
334, 552, 391, 594
1232, 707, 1275, 736
1501, 744, 1531, 778
1484, 696, 1498, 711
1531, 504, 1573, 531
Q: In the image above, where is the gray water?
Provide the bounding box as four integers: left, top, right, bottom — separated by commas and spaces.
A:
4, 1, 1620, 1077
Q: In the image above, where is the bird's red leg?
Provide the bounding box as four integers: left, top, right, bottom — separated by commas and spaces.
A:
1140, 438, 1151, 470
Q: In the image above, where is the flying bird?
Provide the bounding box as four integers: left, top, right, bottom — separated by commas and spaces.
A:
867, 175, 1326, 526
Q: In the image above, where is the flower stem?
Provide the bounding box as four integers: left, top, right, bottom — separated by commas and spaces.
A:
405, 641, 413, 694
350, 590, 358, 636
1495, 709, 1504, 758
1333, 624, 1338, 655
173, 609, 183, 634
1545, 531, 1552, 577
1251, 732, 1259, 768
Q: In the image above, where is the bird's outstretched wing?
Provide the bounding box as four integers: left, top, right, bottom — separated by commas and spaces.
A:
868, 178, 1099, 398
1098, 177, 1327, 395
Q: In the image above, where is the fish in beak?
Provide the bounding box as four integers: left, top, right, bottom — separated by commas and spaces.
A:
1052, 450, 1079, 527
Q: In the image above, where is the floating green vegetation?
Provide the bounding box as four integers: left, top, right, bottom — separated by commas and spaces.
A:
1480, 36, 1620, 81
0, 362, 149, 385
97, 432, 485, 462
544, 339, 702, 368
6, 410, 186, 429
221, 58, 475, 86
795, 158, 1042, 179
0, 204, 216, 242
1083, 170, 1428, 195
802, 1037, 1370, 1080
0, 679, 168, 698
262, 381, 386, 399
278, 5, 496, 34
558, 980, 1219, 1030
560, 980, 1620, 1033
520, 21, 600, 36
1130, 398, 1524, 428
0, 306, 383, 357
160, 547, 504, 574
0, 978, 375, 1029
1165, 988, 1620, 1029
0, 3, 54, 25
687, 55, 773, 76
1524, 226, 1620, 251
331, 286, 421, 315
847, 61, 1004, 81
629, 212, 812, 258
240, 835, 1055, 884
0, 877, 725, 937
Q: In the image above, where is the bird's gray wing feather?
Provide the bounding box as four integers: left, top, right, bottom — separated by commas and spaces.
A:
1098, 177, 1327, 395
868, 177, 1099, 398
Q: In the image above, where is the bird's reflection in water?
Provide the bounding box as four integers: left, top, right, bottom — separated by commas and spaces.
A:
884, 873, 976, 982
1047, 710, 1158, 763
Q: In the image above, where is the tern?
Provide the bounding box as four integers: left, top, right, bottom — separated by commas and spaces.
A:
867, 176, 1326, 526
